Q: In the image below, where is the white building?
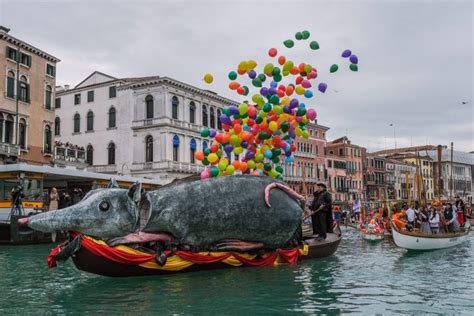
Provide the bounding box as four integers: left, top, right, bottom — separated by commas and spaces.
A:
386, 159, 417, 201
54, 71, 237, 184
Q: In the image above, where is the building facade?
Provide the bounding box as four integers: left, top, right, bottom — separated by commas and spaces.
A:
326, 136, 366, 204
0, 26, 60, 165
365, 154, 387, 202
283, 122, 329, 198
55, 72, 237, 184
386, 158, 416, 201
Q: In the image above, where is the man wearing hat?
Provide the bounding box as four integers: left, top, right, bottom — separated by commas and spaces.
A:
310, 182, 333, 240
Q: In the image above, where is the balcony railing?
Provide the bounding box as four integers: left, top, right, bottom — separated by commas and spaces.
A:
132, 117, 203, 133
87, 165, 117, 173
131, 161, 205, 174
54, 146, 86, 164
0, 142, 20, 157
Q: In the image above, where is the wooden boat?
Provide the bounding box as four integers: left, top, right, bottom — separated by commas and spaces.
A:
391, 221, 471, 251
360, 230, 384, 241
50, 226, 342, 277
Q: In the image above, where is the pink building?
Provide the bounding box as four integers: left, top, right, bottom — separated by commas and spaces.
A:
283, 122, 329, 198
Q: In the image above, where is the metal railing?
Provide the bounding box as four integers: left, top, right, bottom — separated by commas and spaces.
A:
131, 160, 205, 173
54, 146, 86, 164
0, 142, 20, 157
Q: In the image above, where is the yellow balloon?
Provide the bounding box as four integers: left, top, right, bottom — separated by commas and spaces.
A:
247, 160, 256, 169
203, 73, 213, 84
273, 106, 283, 115
302, 130, 309, 139
295, 86, 305, 95
281, 97, 290, 106
238, 61, 248, 72
295, 127, 303, 137
257, 163, 264, 170
208, 153, 218, 163
247, 60, 257, 71
269, 121, 278, 132
234, 147, 243, 154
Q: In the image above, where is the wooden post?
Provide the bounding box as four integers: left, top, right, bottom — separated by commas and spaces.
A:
437, 145, 442, 199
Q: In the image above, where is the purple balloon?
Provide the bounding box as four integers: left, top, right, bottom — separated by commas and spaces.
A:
241, 141, 249, 148
283, 106, 291, 114
245, 151, 255, 160
290, 98, 299, 108
349, 54, 358, 64
341, 49, 352, 58
248, 70, 257, 79
260, 87, 269, 96
224, 144, 233, 153
229, 106, 239, 115
270, 81, 278, 88
268, 87, 277, 95
209, 129, 216, 138
318, 82, 327, 93
220, 114, 232, 126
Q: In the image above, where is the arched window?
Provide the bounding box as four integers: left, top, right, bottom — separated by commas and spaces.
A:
73, 113, 80, 133
146, 95, 154, 119
19, 119, 26, 149
5, 115, 13, 144
87, 111, 94, 131
145, 135, 153, 162
172, 135, 180, 162
44, 125, 52, 154
190, 138, 196, 164
202, 105, 208, 127
6, 71, 15, 98
86, 145, 93, 166
0, 116, 4, 143
210, 107, 215, 129
54, 117, 60, 136
189, 102, 196, 124
108, 107, 116, 128
19, 75, 29, 103
108, 142, 116, 165
45, 85, 52, 110
217, 109, 222, 130
172, 96, 179, 120
203, 141, 208, 151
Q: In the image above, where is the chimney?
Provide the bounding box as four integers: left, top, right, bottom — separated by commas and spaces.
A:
0, 26, 10, 34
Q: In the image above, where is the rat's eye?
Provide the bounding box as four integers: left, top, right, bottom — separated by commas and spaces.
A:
99, 201, 110, 211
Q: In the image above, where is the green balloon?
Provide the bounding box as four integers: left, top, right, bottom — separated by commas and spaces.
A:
309, 41, 319, 50
330, 64, 339, 73
302, 30, 310, 39
258, 132, 271, 140
276, 166, 284, 173
202, 158, 209, 166
201, 128, 210, 137
295, 32, 303, 40
272, 67, 281, 76
243, 86, 249, 96
258, 73, 266, 82
252, 78, 262, 87
264, 163, 272, 171
272, 148, 282, 156
204, 148, 211, 155
210, 167, 219, 177
269, 95, 280, 105
350, 64, 358, 72
263, 103, 272, 113
273, 74, 282, 82
272, 156, 280, 164
223, 107, 231, 116
228, 71, 237, 80
284, 39, 294, 48
281, 122, 290, 132
255, 116, 263, 124
296, 108, 307, 116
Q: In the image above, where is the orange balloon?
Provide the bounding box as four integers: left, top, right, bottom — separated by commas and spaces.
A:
286, 86, 294, 96
298, 63, 306, 72
195, 151, 204, 161
240, 161, 248, 172
229, 82, 240, 90
290, 67, 300, 75
222, 133, 230, 143
259, 121, 268, 130
278, 56, 286, 66
232, 160, 240, 169
241, 131, 253, 141
234, 124, 242, 134
237, 68, 246, 75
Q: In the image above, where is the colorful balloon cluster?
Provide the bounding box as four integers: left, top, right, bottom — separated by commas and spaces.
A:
198, 31, 359, 180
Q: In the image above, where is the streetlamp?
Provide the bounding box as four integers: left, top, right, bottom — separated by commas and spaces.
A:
389, 123, 397, 149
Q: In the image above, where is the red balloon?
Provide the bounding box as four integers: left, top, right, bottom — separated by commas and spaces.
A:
278, 56, 286, 66
277, 90, 285, 98
234, 124, 242, 134
295, 76, 304, 85
278, 84, 286, 91
290, 67, 300, 75
248, 106, 257, 117
215, 134, 223, 143
247, 118, 255, 126
237, 86, 245, 95
211, 144, 219, 153
268, 48, 278, 57
290, 144, 297, 152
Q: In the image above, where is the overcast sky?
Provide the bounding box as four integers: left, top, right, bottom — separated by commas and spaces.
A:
1, 0, 472, 152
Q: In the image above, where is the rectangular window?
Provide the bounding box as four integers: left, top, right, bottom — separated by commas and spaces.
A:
46, 64, 56, 77
20, 53, 31, 67
87, 90, 94, 102
55, 97, 61, 108
173, 146, 179, 162
6, 47, 17, 61
6, 77, 15, 98
74, 93, 81, 105
109, 86, 116, 98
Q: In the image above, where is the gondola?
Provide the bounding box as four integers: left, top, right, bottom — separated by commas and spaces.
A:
48, 226, 342, 277
391, 221, 471, 251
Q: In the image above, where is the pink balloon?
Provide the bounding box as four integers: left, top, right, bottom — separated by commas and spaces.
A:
301, 80, 312, 89
307, 109, 317, 120
295, 116, 303, 123
200, 169, 210, 179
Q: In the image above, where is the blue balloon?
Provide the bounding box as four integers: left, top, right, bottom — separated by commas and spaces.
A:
285, 155, 294, 163
243, 125, 251, 131
341, 49, 352, 58
209, 129, 217, 138
304, 90, 313, 98
270, 81, 278, 88
264, 149, 273, 159
245, 151, 255, 160
290, 98, 299, 108
299, 102, 306, 108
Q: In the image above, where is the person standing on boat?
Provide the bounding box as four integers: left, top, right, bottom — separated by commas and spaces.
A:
429, 208, 440, 234
310, 183, 333, 240
444, 203, 460, 233
419, 206, 431, 234
49, 187, 59, 212
405, 204, 416, 231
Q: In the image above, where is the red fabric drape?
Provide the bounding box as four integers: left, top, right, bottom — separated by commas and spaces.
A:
174, 251, 231, 264
47, 244, 63, 268
232, 252, 279, 266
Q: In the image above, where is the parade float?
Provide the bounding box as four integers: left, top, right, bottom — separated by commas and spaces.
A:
359, 219, 385, 241
20, 31, 359, 276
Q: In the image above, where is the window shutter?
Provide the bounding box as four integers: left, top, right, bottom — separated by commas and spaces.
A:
26, 83, 30, 103
7, 77, 14, 98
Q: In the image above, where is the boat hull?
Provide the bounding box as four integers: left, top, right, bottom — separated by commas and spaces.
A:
361, 232, 384, 241
391, 222, 470, 251
71, 232, 342, 277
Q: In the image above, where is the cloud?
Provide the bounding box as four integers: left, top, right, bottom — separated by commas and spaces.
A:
1, 0, 472, 151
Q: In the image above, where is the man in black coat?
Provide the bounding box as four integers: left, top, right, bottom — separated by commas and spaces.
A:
310, 183, 333, 240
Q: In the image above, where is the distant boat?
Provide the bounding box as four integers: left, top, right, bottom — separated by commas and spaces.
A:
359, 224, 385, 242
391, 221, 471, 251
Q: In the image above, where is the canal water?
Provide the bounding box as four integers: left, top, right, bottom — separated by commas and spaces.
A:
1, 228, 473, 315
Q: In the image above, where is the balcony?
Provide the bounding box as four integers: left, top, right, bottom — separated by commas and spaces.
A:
131, 160, 205, 174
132, 117, 202, 133
0, 142, 20, 157
87, 165, 117, 174
54, 146, 88, 168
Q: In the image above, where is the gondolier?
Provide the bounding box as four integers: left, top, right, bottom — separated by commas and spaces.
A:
309, 183, 333, 240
